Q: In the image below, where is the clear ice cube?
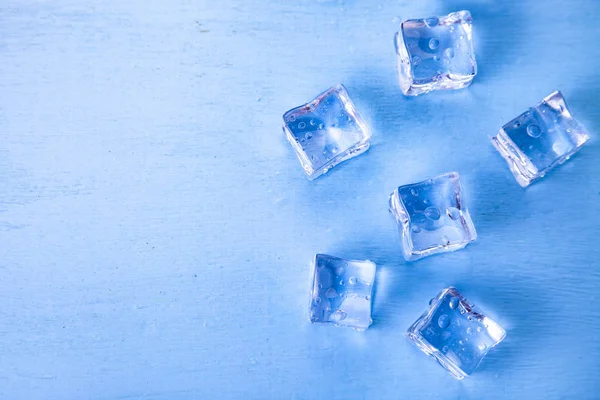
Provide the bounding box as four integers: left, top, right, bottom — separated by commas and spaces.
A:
389, 172, 477, 261
407, 287, 506, 379
491, 91, 590, 187
283, 84, 372, 180
395, 10, 477, 96
309, 254, 376, 330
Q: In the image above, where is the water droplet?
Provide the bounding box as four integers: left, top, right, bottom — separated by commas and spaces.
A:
478, 343, 487, 351
298, 122, 306, 129
438, 314, 450, 328
433, 55, 440, 62
444, 48, 455, 59
411, 226, 421, 234
425, 17, 439, 27
310, 119, 316, 126
300, 138, 305, 143
466, 327, 473, 335
348, 277, 356, 285
442, 235, 449, 244
477, 326, 482, 333
442, 346, 449, 353
326, 288, 337, 298
429, 38, 440, 50
305, 133, 312, 140
289, 115, 296, 122
314, 297, 322, 304
513, 121, 521, 128
365, 295, 371, 301
412, 55, 421, 66
459, 340, 464, 345
339, 279, 344, 285
424, 207, 441, 220
526, 124, 542, 138
446, 207, 461, 220
410, 188, 418, 196
318, 123, 324, 129
460, 308, 466, 314
449, 297, 459, 310
331, 147, 338, 154
318, 284, 323, 289
332, 310, 347, 321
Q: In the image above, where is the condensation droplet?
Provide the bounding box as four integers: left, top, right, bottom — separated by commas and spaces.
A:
411, 226, 421, 234
332, 310, 347, 321
412, 55, 421, 66
424, 207, 441, 220
513, 121, 521, 128
438, 314, 450, 329
449, 297, 459, 310
526, 124, 542, 138
318, 123, 324, 129
310, 119, 316, 126
314, 297, 321, 304
444, 48, 455, 59
410, 188, 418, 196
433, 55, 440, 62
466, 327, 473, 335
348, 277, 356, 285
289, 115, 296, 122
429, 38, 440, 50
298, 122, 306, 129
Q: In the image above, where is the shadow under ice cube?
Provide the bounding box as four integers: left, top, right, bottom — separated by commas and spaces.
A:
389, 172, 477, 261
309, 254, 376, 330
283, 84, 371, 180
395, 10, 477, 96
491, 90, 590, 187
407, 287, 506, 379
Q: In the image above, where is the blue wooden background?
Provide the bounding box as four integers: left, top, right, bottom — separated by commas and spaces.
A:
1, 0, 599, 399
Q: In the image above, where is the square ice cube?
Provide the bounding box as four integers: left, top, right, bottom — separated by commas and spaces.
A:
283, 84, 372, 180
395, 10, 477, 96
309, 254, 376, 330
389, 172, 477, 261
407, 287, 506, 379
491, 91, 590, 187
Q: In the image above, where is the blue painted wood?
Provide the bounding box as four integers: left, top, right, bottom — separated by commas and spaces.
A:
1, 0, 599, 398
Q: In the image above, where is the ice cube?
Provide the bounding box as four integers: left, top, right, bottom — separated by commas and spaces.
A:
283, 84, 371, 180
395, 10, 477, 96
389, 172, 477, 261
309, 254, 376, 330
491, 91, 590, 187
407, 287, 506, 379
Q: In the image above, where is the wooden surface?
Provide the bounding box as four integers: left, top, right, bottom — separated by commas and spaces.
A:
1, 0, 600, 398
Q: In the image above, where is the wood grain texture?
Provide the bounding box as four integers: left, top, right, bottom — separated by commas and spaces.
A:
1, 0, 600, 398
